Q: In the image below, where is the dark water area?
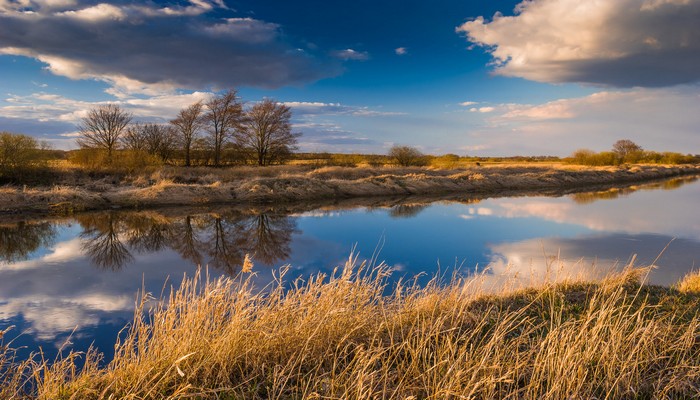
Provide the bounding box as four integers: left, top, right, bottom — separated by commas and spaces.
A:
1, 176, 700, 364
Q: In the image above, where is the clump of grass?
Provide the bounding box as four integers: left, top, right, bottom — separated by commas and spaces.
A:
678, 270, 700, 294
3, 258, 700, 399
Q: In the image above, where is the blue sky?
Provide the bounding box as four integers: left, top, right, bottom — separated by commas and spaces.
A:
1, 0, 699, 155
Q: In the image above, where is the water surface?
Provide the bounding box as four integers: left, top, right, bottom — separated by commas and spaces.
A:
1, 176, 699, 362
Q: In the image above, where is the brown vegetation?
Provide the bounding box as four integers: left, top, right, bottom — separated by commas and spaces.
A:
569, 139, 699, 166
2, 259, 700, 399
0, 163, 698, 215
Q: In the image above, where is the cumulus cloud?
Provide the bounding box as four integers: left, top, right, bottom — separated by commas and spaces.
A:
1, 91, 211, 124
331, 48, 370, 61
395, 47, 407, 55
458, 0, 700, 87
460, 86, 700, 156
0, 1, 338, 94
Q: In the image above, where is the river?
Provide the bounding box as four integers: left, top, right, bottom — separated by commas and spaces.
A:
1, 176, 699, 363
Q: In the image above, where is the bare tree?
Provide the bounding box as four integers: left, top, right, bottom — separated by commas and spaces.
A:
237, 99, 299, 166
204, 90, 244, 167
121, 123, 176, 162
388, 145, 426, 166
121, 123, 148, 152
143, 124, 176, 162
171, 101, 205, 167
76, 104, 132, 160
612, 139, 643, 159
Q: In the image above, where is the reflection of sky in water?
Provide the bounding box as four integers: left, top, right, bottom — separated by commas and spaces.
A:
1, 177, 699, 362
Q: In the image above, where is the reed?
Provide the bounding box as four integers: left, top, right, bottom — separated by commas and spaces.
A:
2, 257, 700, 399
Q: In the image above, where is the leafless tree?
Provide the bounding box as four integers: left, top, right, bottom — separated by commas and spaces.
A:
121, 123, 148, 152
171, 101, 205, 167
237, 99, 299, 166
121, 123, 176, 162
204, 90, 244, 167
612, 139, 643, 159
388, 145, 426, 166
143, 124, 176, 162
76, 104, 132, 160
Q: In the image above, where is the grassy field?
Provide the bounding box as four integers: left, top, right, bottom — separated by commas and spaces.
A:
1, 163, 699, 215
2, 257, 700, 399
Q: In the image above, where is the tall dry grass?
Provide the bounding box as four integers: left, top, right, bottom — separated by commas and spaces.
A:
2, 258, 700, 399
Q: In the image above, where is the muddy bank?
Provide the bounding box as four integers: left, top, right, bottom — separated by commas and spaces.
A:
1, 164, 698, 215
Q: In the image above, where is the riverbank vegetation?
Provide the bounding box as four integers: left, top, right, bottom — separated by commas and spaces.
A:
569, 139, 699, 166
2, 258, 700, 399
1, 163, 698, 215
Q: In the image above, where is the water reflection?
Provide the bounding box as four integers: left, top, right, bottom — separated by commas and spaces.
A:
570, 176, 698, 204
79, 213, 134, 270
389, 203, 429, 218
0, 221, 56, 263
1, 176, 699, 362
60, 210, 296, 273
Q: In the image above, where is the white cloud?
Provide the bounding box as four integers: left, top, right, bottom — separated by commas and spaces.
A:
459, 101, 478, 107
331, 48, 369, 61
203, 18, 279, 43
458, 0, 700, 87
58, 3, 126, 21
283, 101, 405, 117
395, 47, 407, 55
0, 91, 211, 124
459, 86, 700, 156
470, 106, 495, 113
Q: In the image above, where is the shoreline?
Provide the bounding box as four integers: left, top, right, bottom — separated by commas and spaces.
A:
1, 164, 698, 215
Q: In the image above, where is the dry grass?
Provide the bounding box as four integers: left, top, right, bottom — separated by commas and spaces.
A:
1, 164, 698, 214
678, 270, 700, 294
2, 258, 700, 399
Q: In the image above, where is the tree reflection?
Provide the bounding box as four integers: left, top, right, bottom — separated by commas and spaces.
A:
389, 204, 428, 219
570, 176, 699, 205
0, 221, 56, 263
169, 215, 204, 266
78, 213, 133, 271
123, 213, 175, 253
71, 209, 297, 274
239, 214, 296, 265
206, 215, 245, 274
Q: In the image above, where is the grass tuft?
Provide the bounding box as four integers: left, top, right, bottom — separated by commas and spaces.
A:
678, 270, 700, 294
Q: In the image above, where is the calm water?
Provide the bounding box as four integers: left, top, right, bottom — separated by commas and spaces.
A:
1, 176, 700, 362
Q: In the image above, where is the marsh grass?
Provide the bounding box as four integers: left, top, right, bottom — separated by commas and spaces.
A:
678, 270, 700, 294
2, 258, 700, 399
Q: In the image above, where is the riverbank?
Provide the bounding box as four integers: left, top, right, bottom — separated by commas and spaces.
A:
3, 260, 700, 399
1, 163, 699, 215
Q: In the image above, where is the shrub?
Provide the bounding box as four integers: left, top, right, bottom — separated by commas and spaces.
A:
568, 147, 699, 166
0, 131, 53, 182
69, 149, 162, 174
430, 153, 461, 169
388, 145, 427, 167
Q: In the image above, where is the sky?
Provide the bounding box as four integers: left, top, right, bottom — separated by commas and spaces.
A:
0, 0, 699, 156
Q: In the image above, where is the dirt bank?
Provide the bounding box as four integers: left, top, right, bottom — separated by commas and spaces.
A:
1, 164, 698, 215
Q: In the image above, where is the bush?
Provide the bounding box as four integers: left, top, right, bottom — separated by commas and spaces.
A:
388, 145, 427, 167
430, 153, 461, 169
0, 132, 53, 183
69, 149, 162, 174
568, 147, 699, 166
